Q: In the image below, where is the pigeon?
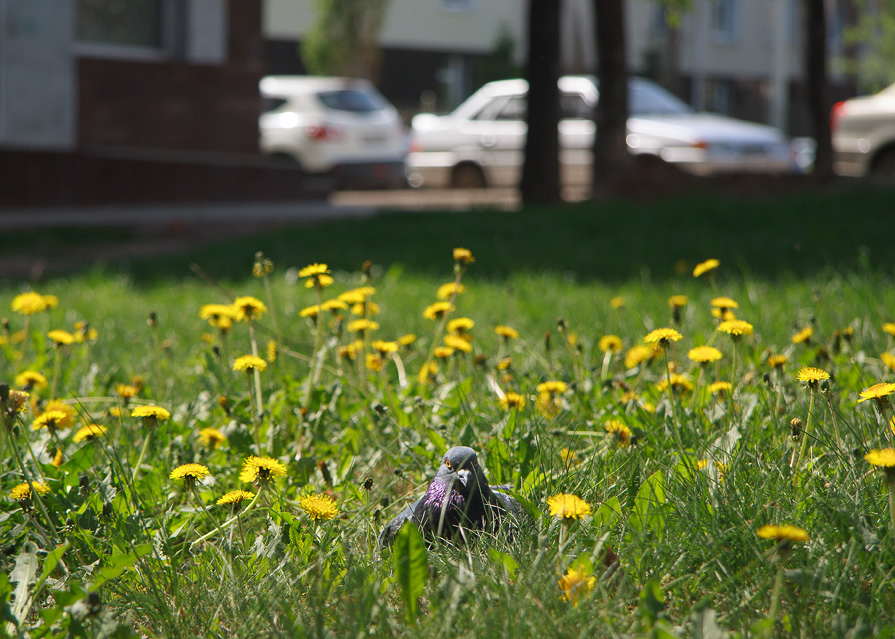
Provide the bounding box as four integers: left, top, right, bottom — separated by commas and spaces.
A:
378, 446, 529, 548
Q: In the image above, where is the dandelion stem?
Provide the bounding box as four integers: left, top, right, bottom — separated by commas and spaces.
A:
247, 319, 265, 424
793, 390, 816, 486
888, 480, 895, 540
49, 347, 62, 401
766, 561, 786, 635
132, 431, 152, 484
191, 489, 263, 549
420, 271, 463, 384
303, 283, 325, 411
662, 348, 690, 470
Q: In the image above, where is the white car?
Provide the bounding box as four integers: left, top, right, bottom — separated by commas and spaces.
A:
260, 76, 408, 188
406, 76, 796, 189
832, 82, 895, 180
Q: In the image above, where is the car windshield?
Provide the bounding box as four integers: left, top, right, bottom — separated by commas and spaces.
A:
629, 81, 693, 116
316, 89, 386, 113
261, 96, 288, 113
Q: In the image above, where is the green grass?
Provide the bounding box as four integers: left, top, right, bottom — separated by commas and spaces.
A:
2, 186, 895, 638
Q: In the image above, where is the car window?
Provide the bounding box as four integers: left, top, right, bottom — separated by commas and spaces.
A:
496, 97, 527, 121
261, 96, 288, 113
315, 89, 386, 113
629, 84, 692, 116
471, 96, 511, 121
561, 92, 592, 119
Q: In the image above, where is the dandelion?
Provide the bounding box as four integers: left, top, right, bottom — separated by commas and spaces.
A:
656, 373, 694, 394
717, 319, 753, 337
320, 299, 348, 312
757, 522, 810, 629
298, 263, 334, 288
758, 524, 810, 544
495, 325, 519, 340
423, 301, 455, 320
688, 345, 722, 364
32, 409, 71, 433
443, 334, 472, 353
231, 296, 267, 322
604, 419, 632, 447
792, 326, 813, 344
558, 566, 596, 606
371, 340, 398, 355
884, 322, 895, 337
857, 382, 895, 409
693, 258, 720, 277
398, 334, 417, 347
73, 423, 107, 443
116, 383, 138, 399
598, 335, 623, 353
9, 481, 51, 501
708, 381, 732, 395
347, 318, 379, 333
197, 427, 227, 449
710, 296, 739, 313
437, 282, 466, 300
239, 455, 287, 485
170, 463, 210, 490
433, 346, 454, 359
644, 327, 682, 348
338, 287, 374, 305
47, 330, 75, 346
299, 493, 339, 521
12, 291, 49, 315
252, 252, 274, 277
796, 366, 830, 389
668, 294, 689, 308
233, 355, 267, 373
15, 371, 47, 391
200, 304, 237, 326
217, 489, 255, 507
131, 405, 171, 422
447, 317, 474, 334
610, 296, 625, 309
625, 344, 656, 369
768, 354, 787, 369
499, 392, 526, 410
452, 247, 474, 265
547, 493, 591, 520
365, 353, 385, 371
351, 300, 380, 316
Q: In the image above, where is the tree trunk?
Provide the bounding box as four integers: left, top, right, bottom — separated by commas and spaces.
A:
592, 0, 632, 197
805, 0, 834, 180
520, 0, 562, 205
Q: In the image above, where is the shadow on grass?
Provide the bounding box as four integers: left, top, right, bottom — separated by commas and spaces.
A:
11, 184, 895, 284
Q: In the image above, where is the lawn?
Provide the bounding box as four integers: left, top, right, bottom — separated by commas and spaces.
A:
2, 185, 895, 638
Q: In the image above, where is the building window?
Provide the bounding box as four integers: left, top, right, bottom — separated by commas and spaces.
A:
77, 0, 164, 49
710, 0, 738, 41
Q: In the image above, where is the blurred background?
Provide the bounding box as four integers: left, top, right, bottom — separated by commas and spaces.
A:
0, 0, 889, 208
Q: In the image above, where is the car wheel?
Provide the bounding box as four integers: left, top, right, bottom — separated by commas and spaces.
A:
451, 164, 487, 189
870, 149, 895, 183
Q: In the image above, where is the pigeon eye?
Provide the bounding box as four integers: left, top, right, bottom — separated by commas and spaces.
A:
445, 460, 453, 470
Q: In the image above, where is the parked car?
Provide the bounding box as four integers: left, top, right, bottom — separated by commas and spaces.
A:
406, 76, 796, 189
832, 82, 895, 180
260, 75, 408, 188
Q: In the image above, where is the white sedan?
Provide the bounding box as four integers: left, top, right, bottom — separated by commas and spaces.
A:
832, 82, 895, 180
406, 76, 796, 189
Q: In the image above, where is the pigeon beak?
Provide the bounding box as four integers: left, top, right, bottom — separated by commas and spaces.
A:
456, 469, 470, 487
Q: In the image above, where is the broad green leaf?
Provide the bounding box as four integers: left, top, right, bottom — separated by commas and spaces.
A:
593, 497, 622, 531
638, 579, 665, 626
629, 470, 667, 540
9, 541, 39, 631
393, 522, 427, 624
90, 544, 153, 591
487, 549, 518, 580
690, 606, 727, 639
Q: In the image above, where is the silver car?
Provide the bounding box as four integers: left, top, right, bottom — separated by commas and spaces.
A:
832, 82, 895, 180
406, 76, 795, 189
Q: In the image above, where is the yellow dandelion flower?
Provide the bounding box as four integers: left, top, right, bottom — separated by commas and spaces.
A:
32, 409, 71, 432
610, 296, 625, 309
423, 301, 455, 320
865, 448, 895, 468
537, 380, 568, 395
497, 357, 513, 371
116, 383, 138, 399
365, 353, 385, 371
796, 366, 830, 387
299, 304, 320, 319
266, 339, 277, 362
433, 346, 455, 359
604, 419, 632, 447
883, 353, 895, 371
499, 392, 526, 410
625, 344, 657, 369
170, 463, 210, 482
42, 294, 59, 309
768, 354, 787, 369
644, 327, 683, 347
437, 282, 466, 300
199, 304, 236, 324
598, 335, 623, 353
9, 481, 51, 501
693, 258, 720, 277
708, 381, 732, 394
656, 373, 694, 393
668, 294, 689, 308
857, 382, 895, 404
15, 371, 48, 390
239, 455, 287, 484
73, 423, 107, 443
320, 299, 348, 312
347, 318, 379, 333
883, 323, 895, 337
452, 247, 474, 265
11, 291, 48, 315
717, 319, 754, 337
351, 300, 380, 316
447, 317, 474, 334
217, 489, 255, 506
299, 493, 339, 521
547, 493, 591, 520
298, 263, 333, 288
757, 525, 810, 543
398, 333, 417, 347
231, 296, 267, 321
417, 361, 439, 383
131, 405, 171, 421
371, 340, 399, 355
495, 325, 519, 340
710, 296, 739, 310
47, 330, 75, 346
233, 355, 267, 372
6, 390, 30, 414
792, 326, 813, 344
197, 427, 227, 449
558, 566, 596, 606
444, 334, 472, 353
688, 345, 722, 364
40, 400, 75, 427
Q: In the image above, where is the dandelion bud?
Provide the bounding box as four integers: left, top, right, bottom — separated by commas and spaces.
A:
148, 311, 158, 328
78, 473, 90, 495
362, 260, 373, 280
363, 476, 374, 491
318, 460, 333, 485
790, 417, 803, 441
101, 501, 114, 519
380, 496, 390, 508
544, 331, 552, 352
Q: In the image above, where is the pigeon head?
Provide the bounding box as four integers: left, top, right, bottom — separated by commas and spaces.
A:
434, 446, 488, 498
